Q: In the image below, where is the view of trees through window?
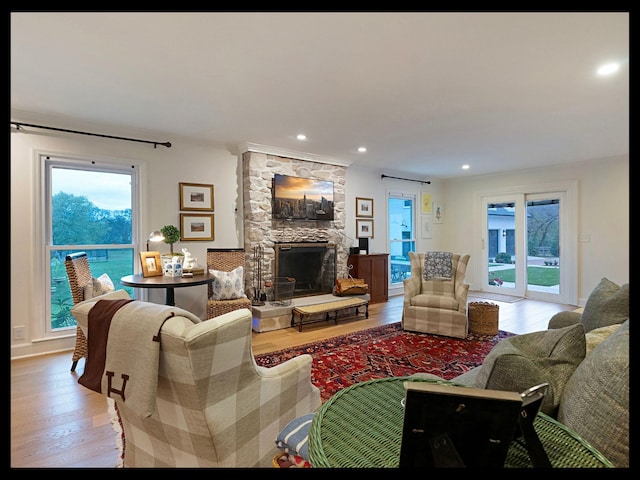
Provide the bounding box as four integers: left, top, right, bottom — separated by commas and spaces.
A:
47, 161, 136, 332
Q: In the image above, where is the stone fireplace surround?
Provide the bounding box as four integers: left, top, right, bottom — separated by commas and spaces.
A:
242, 150, 353, 331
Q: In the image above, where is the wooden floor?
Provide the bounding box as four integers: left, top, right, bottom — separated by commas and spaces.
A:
11, 294, 576, 468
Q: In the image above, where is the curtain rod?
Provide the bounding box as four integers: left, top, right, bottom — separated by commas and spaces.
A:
10, 121, 172, 148
380, 174, 430, 184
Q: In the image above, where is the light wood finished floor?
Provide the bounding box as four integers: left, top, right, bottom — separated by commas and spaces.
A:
11, 294, 576, 468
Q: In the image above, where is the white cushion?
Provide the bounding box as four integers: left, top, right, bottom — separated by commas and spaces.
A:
83, 273, 115, 299
71, 289, 132, 336
209, 266, 247, 300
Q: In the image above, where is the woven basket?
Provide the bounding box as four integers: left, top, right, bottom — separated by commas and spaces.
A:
468, 301, 499, 335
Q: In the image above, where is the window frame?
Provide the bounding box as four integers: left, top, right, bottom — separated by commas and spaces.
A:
41, 153, 141, 338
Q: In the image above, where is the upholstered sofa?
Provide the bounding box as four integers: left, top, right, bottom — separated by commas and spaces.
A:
418, 277, 629, 467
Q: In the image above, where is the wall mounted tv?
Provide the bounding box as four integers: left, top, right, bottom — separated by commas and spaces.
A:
272, 173, 335, 221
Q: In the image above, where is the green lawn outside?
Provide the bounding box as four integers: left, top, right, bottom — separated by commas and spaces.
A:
50, 248, 135, 329
490, 266, 559, 287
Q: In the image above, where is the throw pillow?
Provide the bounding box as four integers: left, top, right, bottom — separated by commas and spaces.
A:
557, 320, 629, 467
471, 323, 585, 416
209, 266, 247, 300
585, 323, 621, 355
275, 413, 315, 461
580, 277, 629, 333
83, 273, 115, 299
423, 251, 453, 280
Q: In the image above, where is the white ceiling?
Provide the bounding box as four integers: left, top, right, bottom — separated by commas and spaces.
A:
10, 11, 629, 180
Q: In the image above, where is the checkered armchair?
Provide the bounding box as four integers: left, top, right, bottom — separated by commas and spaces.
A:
207, 248, 252, 318
85, 306, 321, 467
64, 251, 93, 372
402, 252, 471, 339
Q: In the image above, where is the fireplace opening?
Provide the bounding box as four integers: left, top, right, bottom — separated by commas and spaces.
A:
274, 242, 336, 299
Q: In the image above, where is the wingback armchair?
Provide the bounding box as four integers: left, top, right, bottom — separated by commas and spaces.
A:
402, 252, 471, 339
72, 298, 321, 468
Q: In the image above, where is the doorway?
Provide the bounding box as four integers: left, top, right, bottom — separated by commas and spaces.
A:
477, 182, 577, 305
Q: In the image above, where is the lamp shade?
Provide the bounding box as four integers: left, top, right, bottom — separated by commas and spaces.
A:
146, 230, 165, 251
148, 231, 165, 242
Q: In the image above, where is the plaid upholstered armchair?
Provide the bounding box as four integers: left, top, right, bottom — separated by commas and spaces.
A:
73, 302, 321, 468
402, 251, 471, 339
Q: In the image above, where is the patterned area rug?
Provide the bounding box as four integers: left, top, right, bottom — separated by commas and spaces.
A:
255, 322, 513, 402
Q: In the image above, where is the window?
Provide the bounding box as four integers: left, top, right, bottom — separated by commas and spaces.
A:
388, 193, 416, 284
44, 156, 138, 336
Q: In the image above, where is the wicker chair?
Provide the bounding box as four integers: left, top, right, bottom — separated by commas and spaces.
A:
64, 251, 93, 372
206, 248, 252, 319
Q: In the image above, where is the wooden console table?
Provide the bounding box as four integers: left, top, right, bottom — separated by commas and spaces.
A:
291, 297, 369, 332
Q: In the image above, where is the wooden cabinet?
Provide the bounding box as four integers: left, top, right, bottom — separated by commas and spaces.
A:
348, 253, 389, 303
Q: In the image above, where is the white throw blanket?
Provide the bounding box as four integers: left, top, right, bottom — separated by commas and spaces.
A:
79, 299, 201, 418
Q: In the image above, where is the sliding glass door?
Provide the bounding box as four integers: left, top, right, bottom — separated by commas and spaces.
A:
479, 184, 577, 305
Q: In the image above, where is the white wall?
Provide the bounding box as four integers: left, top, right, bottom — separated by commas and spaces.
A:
11, 114, 629, 359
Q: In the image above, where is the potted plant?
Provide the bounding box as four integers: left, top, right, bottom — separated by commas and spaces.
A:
160, 225, 184, 275
160, 225, 181, 255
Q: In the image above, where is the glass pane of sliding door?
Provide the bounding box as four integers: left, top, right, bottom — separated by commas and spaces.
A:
485, 197, 522, 295
525, 194, 561, 297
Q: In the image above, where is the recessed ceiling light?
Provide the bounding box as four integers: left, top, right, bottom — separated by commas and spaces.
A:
597, 62, 620, 76
297, 134, 307, 141
358, 146, 367, 153
462, 164, 470, 170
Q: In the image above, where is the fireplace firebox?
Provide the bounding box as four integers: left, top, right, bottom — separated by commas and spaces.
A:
274, 242, 336, 299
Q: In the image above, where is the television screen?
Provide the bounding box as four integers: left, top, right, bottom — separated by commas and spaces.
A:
273, 174, 335, 221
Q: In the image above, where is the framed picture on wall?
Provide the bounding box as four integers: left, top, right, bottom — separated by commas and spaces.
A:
179, 182, 214, 211
433, 201, 445, 223
356, 197, 374, 217
421, 192, 432, 214
180, 213, 215, 241
356, 219, 374, 238
421, 215, 433, 239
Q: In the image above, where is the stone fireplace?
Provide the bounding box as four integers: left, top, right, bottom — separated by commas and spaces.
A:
242, 149, 351, 331
242, 150, 350, 288
274, 241, 336, 299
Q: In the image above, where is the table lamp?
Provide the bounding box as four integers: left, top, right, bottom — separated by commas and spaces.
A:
146, 230, 165, 251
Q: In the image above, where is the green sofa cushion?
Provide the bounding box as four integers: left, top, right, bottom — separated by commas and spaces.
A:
557, 320, 629, 467
470, 323, 585, 416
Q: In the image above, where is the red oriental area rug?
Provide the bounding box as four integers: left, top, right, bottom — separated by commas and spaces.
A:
254, 322, 513, 402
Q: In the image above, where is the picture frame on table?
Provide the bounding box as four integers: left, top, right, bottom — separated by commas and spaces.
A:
140, 251, 163, 277
356, 197, 374, 217
180, 213, 215, 241
356, 219, 374, 238
179, 182, 214, 211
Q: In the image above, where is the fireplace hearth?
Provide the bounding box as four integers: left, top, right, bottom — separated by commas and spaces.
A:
274, 242, 336, 299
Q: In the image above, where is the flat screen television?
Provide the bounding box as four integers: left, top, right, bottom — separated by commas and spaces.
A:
272, 173, 335, 221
